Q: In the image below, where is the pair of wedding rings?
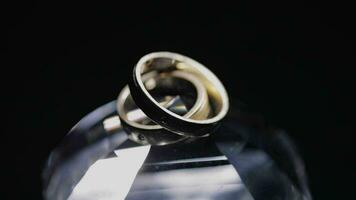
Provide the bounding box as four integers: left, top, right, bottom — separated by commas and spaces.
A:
114, 52, 229, 145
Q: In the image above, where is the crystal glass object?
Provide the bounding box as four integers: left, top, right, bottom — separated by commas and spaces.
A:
42, 100, 312, 200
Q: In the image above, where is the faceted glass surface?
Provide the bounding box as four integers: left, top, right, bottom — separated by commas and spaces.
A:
43, 100, 312, 200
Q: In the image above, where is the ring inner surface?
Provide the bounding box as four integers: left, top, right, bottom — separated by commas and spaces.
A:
142, 57, 224, 119
122, 74, 200, 126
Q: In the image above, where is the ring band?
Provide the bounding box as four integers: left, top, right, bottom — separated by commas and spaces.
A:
129, 52, 229, 137
117, 70, 211, 145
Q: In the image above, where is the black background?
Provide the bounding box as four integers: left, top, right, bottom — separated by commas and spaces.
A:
3, 1, 354, 199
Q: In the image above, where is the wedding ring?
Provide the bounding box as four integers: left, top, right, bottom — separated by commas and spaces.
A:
117, 70, 210, 145
129, 52, 229, 137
